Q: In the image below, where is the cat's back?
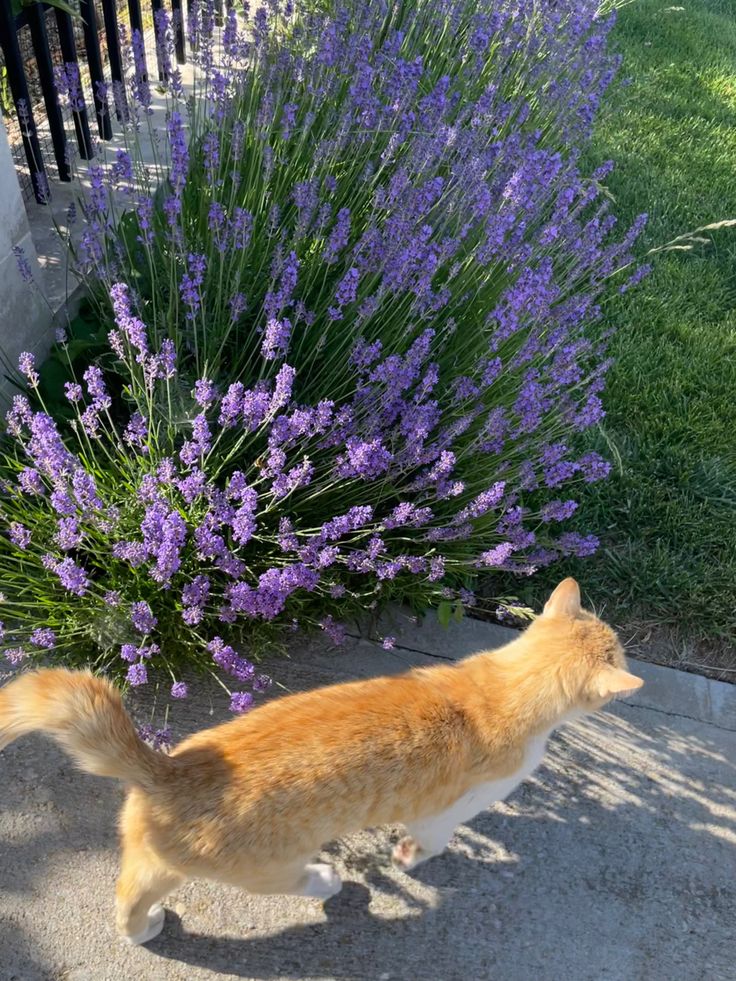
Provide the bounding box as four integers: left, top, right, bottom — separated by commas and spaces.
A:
165, 663, 480, 828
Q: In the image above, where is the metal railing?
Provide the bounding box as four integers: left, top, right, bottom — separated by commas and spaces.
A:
0, 0, 187, 203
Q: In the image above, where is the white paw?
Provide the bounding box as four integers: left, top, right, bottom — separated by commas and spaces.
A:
303, 863, 342, 899
124, 903, 166, 945
392, 836, 419, 871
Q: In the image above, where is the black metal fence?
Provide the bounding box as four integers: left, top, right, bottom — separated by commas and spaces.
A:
0, 0, 187, 204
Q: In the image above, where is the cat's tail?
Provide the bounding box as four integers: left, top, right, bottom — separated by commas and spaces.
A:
0, 668, 173, 789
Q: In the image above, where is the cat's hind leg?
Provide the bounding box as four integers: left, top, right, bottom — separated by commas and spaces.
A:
115, 791, 184, 944
115, 843, 183, 944
243, 859, 342, 900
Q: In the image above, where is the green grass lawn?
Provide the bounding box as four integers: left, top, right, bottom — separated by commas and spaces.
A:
495, 0, 736, 676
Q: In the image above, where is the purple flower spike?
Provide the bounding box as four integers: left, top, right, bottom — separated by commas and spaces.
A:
194, 378, 217, 408
252, 674, 272, 693
30, 628, 56, 649
230, 691, 254, 713
8, 522, 31, 550
18, 352, 39, 386
127, 662, 148, 686
131, 601, 157, 634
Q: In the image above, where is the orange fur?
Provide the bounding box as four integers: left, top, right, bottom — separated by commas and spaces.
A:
0, 578, 642, 943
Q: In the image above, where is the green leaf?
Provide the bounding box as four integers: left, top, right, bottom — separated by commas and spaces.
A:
20, 0, 80, 18
453, 601, 464, 623
38, 356, 73, 410
437, 601, 452, 629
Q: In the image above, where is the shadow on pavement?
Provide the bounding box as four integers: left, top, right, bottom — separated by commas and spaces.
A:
146, 706, 736, 981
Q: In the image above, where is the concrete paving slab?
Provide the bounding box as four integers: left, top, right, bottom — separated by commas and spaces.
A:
1, 622, 735, 981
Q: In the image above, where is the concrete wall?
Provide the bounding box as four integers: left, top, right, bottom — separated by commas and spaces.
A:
0, 118, 53, 405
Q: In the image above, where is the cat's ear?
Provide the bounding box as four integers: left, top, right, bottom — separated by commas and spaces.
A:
543, 577, 582, 617
592, 666, 644, 699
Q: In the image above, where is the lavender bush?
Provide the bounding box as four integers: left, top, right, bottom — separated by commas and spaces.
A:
3, 0, 645, 717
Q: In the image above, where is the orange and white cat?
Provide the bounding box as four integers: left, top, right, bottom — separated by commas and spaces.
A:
0, 578, 642, 945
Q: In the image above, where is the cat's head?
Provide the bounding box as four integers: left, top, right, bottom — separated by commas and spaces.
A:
529, 577, 644, 711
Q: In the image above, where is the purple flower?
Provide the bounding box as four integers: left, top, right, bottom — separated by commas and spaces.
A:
338, 438, 392, 480
18, 468, 44, 495
180, 253, 207, 319
182, 575, 210, 607
64, 382, 83, 403
124, 412, 148, 450
477, 542, 514, 568
113, 541, 149, 566
120, 643, 139, 663
18, 352, 39, 386
262, 317, 292, 360
231, 490, 258, 545
320, 615, 345, 645
557, 532, 599, 558
270, 364, 296, 413
252, 674, 272, 693
27, 412, 76, 479
140, 502, 187, 584
110, 283, 150, 361
541, 499, 578, 523
8, 523, 31, 550
54, 517, 82, 551
104, 590, 121, 607
168, 111, 189, 196
194, 378, 217, 408
157, 339, 177, 378
6, 394, 33, 438
46, 556, 89, 595
30, 628, 56, 649
230, 691, 254, 713
329, 267, 360, 319
428, 557, 445, 582
382, 636, 396, 650
178, 469, 207, 503
578, 452, 611, 483
171, 681, 189, 699
149, 726, 171, 750
455, 482, 506, 523
131, 601, 157, 634
324, 208, 351, 263
127, 662, 148, 686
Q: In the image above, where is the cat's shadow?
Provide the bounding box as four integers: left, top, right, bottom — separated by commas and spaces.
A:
149, 868, 469, 981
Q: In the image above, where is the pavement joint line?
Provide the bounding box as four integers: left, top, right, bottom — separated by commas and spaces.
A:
617, 698, 736, 735
345, 631, 457, 662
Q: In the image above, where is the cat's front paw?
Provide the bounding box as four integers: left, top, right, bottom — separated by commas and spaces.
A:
392, 835, 419, 871
303, 863, 342, 900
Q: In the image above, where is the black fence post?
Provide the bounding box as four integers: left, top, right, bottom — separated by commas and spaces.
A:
171, 0, 185, 65
79, 0, 112, 140
100, 0, 127, 121
26, 2, 71, 182
151, 0, 165, 81
0, 0, 49, 203
54, 7, 94, 160
127, 0, 147, 84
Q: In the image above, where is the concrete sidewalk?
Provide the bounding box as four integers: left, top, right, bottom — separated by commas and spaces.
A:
1, 615, 735, 981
